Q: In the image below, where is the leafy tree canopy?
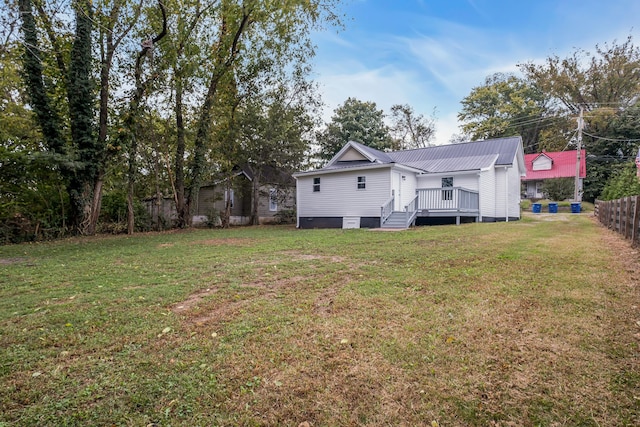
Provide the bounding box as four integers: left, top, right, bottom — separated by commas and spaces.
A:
389, 104, 436, 150
519, 38, 640, 200
458, 73, 551, 153
316, 97, 393, 161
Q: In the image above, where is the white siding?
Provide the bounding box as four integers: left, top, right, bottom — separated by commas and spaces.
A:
296, 168, 390, 217
494, 164, 522, 219
416, 173, 479, 191
478, 168, 496, 219
394, 168, 418, 208
340, 148, 368, 161
452, 174, 479, 191
532, 155, 552, 170
508, 164, 522, 219
495, 167, 507, 218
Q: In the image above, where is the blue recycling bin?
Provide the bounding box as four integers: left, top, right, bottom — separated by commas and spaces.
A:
532, 203, 542, 213
571, 202, 581, 213
548, 202, 558, 213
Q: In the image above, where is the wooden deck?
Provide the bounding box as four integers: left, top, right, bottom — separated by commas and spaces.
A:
381, 187, 479, 228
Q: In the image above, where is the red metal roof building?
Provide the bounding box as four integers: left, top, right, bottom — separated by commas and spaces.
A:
521, 150, 586, 200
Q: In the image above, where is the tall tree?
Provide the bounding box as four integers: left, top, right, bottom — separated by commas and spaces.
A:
17, 0, 144, 234
238, 82, 317, 224
520, 37, 640, 199
120, 0, 167, 234
389, 104, 436, 149
164, 0, 339, 227
316, 97, 393, 162
458, 73, 551, 153
0, 41, 66, 242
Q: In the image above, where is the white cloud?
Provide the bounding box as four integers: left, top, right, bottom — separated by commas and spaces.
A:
316, 64, 433, 121
434, 111, 463, 146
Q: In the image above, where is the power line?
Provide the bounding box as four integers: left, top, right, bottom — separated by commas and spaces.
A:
582, 131, 640, 142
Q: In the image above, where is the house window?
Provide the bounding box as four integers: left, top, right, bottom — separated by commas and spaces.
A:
313, 177, 320, 192
442, 177, 453, 201
269, 188, 278, 211
357, 176, 366, 190
224, 189, 234, 208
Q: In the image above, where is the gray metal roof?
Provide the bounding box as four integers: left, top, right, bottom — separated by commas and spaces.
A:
387, 136, 521, 167
401, 154, 499, 173
304, 136, 523, 176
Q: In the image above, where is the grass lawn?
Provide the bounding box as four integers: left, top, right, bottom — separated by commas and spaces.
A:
0, 214, 638, 426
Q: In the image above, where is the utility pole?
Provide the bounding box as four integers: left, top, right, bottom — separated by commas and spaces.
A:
575, 106, 584, 201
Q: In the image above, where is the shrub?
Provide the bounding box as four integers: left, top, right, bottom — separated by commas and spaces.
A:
541, 177, 574, 201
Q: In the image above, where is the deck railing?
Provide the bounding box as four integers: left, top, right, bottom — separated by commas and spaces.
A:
405, 194, 419, 226
416, 187, 479, 212
380, 196, 394, 227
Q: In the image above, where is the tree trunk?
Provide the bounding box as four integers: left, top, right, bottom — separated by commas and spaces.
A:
67, 0, 98, 235
86, 176, 103, 235
251, 170, 261, 225
185, 11, 252, 227
127, 139, 136, 235
127, 187, 135, 235
174, 71, 189, 227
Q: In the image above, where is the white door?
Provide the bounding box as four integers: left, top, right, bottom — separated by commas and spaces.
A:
392, 172, 402, 210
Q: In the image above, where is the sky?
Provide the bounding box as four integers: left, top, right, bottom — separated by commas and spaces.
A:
311, 0, 640, 145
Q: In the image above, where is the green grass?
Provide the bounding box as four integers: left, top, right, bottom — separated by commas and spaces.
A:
0, 219, 638, 426
521, 199, 595, 212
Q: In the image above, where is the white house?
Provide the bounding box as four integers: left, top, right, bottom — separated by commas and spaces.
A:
522, 150, 586, 200
293, 137, 526, 229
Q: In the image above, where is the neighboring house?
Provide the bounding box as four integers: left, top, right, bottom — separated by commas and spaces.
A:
145, 164, 295, 227
196, 164, 296, 225
522, 150, 586, 200
294, 137, 526, 229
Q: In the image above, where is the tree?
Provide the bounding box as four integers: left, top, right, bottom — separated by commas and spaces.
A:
17, 0, 144, 234
238, 83, 317, 224
0, 42, 66, 242
521, 38, 640, 200
316, 97, 393, 162
152, 0, 339, 227
541, 177, 574, 201
458, 73, 551, 153
389, 104, 435, 149
121, 0, 167, 234
600, 162, 640, 200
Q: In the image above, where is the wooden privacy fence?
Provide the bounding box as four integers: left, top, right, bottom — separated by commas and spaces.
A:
595, 196, 640, 246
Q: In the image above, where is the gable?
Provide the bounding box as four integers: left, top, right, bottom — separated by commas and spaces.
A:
339, 147, 369, 161
532, 154, 552, 171
523, 150, 586, 180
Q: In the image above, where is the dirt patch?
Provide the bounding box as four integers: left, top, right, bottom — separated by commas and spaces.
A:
314, 286, 339, 316
171, 287, 218, 313
192, 238, 259, 247
174, 275, 310, 326
157, 243, 174, 248
190, 299, 246, 325
281, 251, 345, 263
0, 257, 27, 265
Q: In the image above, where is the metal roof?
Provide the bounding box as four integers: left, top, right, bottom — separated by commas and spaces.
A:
296, 136, 524, 177
523, 149, 586, 180
387, 136, 521, 167
402, 154, 499, 173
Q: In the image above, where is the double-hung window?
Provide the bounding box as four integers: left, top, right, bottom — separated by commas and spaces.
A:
269, 189, 278, 211
313, 177, 320, 192
357, 176, 366, 190
442, 177, 453, 201
224, 189, 234, 207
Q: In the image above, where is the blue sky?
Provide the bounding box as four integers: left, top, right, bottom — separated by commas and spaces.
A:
311, 0, 640, 145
